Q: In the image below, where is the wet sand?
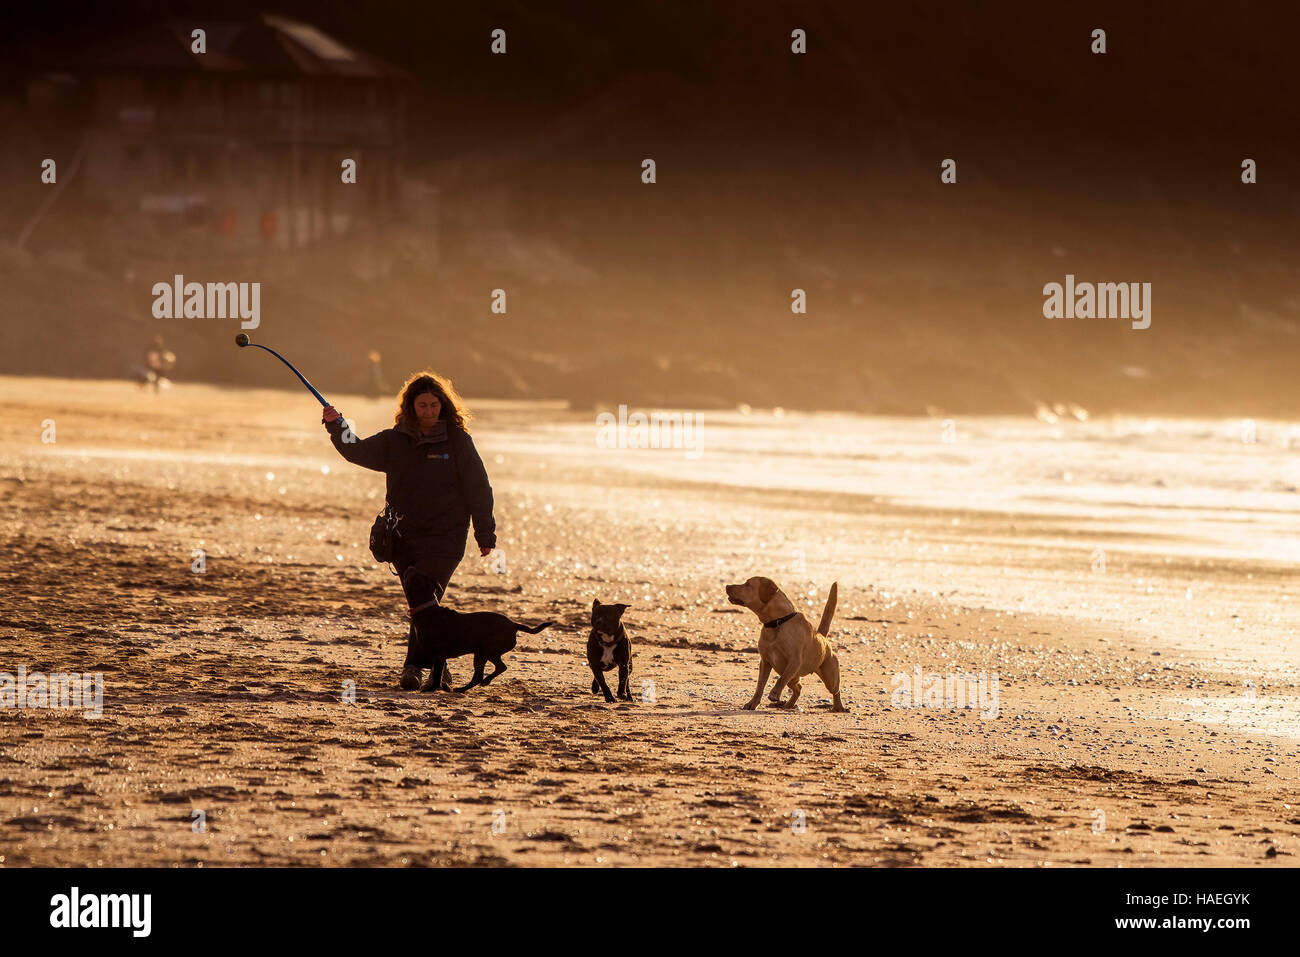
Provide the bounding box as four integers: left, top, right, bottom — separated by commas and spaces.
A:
1, 376, 1296, 867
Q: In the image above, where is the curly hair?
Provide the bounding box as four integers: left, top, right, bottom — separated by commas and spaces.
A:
393, 371, 472, 434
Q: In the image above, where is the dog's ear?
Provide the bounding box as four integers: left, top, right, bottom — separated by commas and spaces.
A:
592, 598, 600, 612
613, 603, 629, 616
757, 577, 777, 604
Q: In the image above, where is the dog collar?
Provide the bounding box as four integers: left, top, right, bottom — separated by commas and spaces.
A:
762, 612, 797, 629
407, 599, 440, 617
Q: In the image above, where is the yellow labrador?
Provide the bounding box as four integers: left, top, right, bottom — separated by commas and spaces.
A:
724, 576, 846, 712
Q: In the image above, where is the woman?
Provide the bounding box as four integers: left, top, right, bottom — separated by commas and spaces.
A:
321, 371, 497, 691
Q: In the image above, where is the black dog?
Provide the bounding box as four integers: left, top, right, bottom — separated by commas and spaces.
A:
410, 603, 554, 694
587, 600, 633, 703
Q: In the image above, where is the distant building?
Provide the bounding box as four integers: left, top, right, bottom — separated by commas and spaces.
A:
28, 14, 412, 248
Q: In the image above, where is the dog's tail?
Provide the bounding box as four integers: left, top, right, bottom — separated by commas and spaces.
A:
516, 620, 555, 635
816, 581, 838, 636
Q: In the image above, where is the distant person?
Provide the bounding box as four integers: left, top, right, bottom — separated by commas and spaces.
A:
138, 334, 176, 391
367, 350, 389, 395
321, 372, 497, 691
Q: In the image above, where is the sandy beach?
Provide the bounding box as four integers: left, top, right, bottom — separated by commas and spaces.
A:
1, 376, 1297, 867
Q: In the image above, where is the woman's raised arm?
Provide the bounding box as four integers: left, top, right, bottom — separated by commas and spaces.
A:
322, 406, 390, 473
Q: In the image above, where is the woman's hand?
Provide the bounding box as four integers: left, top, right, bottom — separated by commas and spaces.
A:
321, 405, 341, 424
480, 547, 492, 557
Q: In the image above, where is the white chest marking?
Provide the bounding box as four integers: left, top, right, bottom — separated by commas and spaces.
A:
597, 631, 617, 667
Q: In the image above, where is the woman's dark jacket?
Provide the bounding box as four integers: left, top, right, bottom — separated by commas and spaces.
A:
325, 416, 496, 561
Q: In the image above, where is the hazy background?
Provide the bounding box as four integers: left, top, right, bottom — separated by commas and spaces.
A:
3, 0, 1299, 415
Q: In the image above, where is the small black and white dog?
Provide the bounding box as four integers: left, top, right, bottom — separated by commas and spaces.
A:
587, 600, 634, 703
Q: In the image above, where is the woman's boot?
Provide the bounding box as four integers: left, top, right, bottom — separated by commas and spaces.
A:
402, 619, 452, 690
399, 621, 423, 690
